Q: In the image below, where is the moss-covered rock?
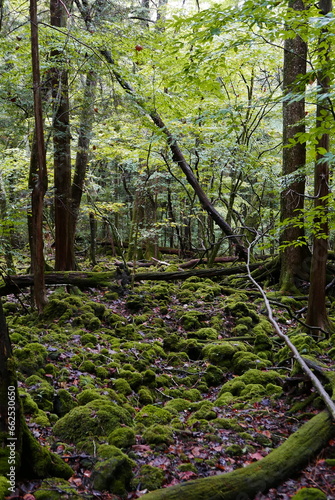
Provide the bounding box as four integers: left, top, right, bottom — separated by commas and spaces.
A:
20, 391, 39, 415
54, 389, 77, 417
138, 387, 154, 405
77, 389, 105, 406
118, 369, 143, 390
14, 343, 48, 375
188, 327, 218, 341
80, 333, 98, 346
108, 426, 136, 448
177, 339, 203, 360
180, 311, 205, 330
232, 351, 272, 374
91, 447, 134, 494
225, 444, 244, 457
34, 478, 84, 500
240, 384, 266, 399
132, 465, 165, 491
183, 388, 202, 402
135, 405, 172, 427
25, 375, 55, 412
143, 424, 174, 445
53, 400, 132, 444
164, 398, 192, 414
291, 488, 327, 500
202, 341, 248, 368
203, 364, 225, 386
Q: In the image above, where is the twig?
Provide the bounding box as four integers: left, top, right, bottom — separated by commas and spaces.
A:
245, 240, 335, 421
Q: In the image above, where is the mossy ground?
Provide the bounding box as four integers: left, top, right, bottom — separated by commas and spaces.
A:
7, 268, 335, 499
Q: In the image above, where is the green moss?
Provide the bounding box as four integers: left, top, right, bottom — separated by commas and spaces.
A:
34, 478, 83, 500
232, 351, 271, 374
167, 352, 189, 366
156, 375, 173, 388
132, 465, 165, 491
225, 299, 258, 323
117, 370, 143, 389
188, 327, 218, 341
211, 418, 243, 432
266, 383, 283, 397
0, 475, 9, 499
15, 342, 48, 375
92, 448, 134, 494
126, 294, 145, 312
114, 378, 132, 395
80, 360, 96, 374
164, 398, 191, 413
202, 341, 248, 368
225, 444, 244, 457
135, 405, 172, 427
34, 410, 51, 427
178, 463, 198, 473
108, 426, 136, 448
175, 339, 203, 360
20, 392, 39, 415
24, 376, 55, 412
183, 389, 202, 402
143, 424, 173, 445
214, 392, 236, 405
191, 402, 216, 421
180, 311, 204, 330
232, 324, 249, 336
240, 384, 266, 399
141, 369, 157, 387
96, 366, 109, 379
203, 365, 225, 386
80, 333, 97, 346
53, 389, 76, 417
76, 389, 102, 406
240, 369, 282, 386
53, 400, 132, 444
291, 488, 327, 500
138, 388, 154, 405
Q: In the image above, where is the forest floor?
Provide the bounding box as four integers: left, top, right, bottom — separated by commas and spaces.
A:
5, 258, 335, 499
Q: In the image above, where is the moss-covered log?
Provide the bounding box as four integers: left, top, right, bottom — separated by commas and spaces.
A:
141, 410, 335, 500
0, 263, 264, 296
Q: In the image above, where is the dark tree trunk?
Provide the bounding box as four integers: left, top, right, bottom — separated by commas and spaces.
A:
50, 0, 73, 271
280, 0, 309, 292
29, 0, 48, 312
306, 0, 332, 334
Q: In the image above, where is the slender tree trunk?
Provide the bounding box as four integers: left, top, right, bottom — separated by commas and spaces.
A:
280, 0, 309, 292
69, 70, 97, 266
30, 0, 48, 312
50, 0, 73, 271
306, 0, 332, 334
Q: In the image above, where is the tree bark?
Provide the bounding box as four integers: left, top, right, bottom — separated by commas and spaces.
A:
305, 0, 332, 334
141, 410, 335, 500
280, 0, 309, 292
29, 0, 48, 313
50, 0, 73, 271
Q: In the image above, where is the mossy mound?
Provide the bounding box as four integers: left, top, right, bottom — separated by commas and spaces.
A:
135, 405, 172, 427
203, 364, 226, 386
187, 327, 218, 341
53, 400, 132, 444
202, 341, 248, 369
224, 297, 259, 323
108, 426, 136, 448
179, 277, 222, 301
164, 398, 192, 414
232, 351, 272, 374
143, 424, 174, 445
25, 375, 55, 411
132, 464, 165, 491
276, 333, 319, 364
291, 488, 327, 500
218, 369, 282, 399
76, 388, 107, 406
92, 446, 134, 494
34, 478, 84, 500
180, 311, 206, 330
14, 343, 48, 375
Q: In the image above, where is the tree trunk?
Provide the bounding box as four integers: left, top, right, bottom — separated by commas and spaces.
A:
50, 0, 73, 271
280, 0, 309, 292
141, 410, 335, 500
29, 0, 48, 313
305, 0, 332, 334
69, 69, 98, 267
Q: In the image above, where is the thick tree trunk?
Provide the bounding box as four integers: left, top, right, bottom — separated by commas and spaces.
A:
30, 0, 48, 312
141, 410, 335, 500
280, 0, 309, 292
50, 0, 74, 271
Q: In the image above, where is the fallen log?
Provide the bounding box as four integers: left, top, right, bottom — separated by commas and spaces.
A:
140, 408, 335, 500
0, 263, 263, 296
